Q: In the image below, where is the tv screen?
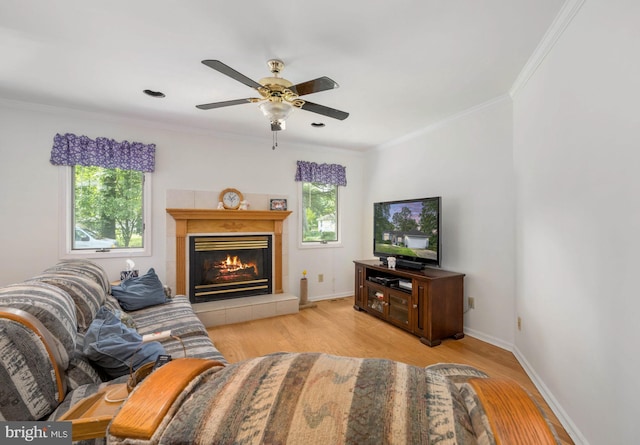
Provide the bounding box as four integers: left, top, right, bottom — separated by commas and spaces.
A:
373, 197, 441, 268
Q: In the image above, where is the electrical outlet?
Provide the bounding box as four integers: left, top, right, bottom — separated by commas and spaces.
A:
468, 297, 475, 309
517, 316, 522, 331
318, 274, 324, 283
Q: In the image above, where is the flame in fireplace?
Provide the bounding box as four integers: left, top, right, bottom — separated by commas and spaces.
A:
219, 254, 253, 272
200, 250, 262, 286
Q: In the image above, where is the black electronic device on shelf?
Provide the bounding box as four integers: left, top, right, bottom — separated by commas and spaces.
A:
368, 276, 400, 287
397, 279, 412, 291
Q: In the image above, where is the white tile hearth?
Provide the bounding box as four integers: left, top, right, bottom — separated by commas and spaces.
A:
193, 293, 298, 327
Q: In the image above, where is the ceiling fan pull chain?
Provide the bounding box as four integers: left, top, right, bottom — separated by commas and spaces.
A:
272, 131, 278, 150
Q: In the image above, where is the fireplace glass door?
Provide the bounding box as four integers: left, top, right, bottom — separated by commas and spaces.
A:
189, 235, 272, 303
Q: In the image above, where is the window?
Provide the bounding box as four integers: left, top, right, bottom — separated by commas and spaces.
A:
300, 182, 340, 245
72, 165, 146, 250
62, 166, 151, 257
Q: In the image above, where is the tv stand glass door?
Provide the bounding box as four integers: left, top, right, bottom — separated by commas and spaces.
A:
388, 288, 411, 328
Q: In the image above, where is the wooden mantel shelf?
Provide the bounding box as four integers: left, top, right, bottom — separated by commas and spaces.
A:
166, 209, 292, 221
166, 208, 292, 296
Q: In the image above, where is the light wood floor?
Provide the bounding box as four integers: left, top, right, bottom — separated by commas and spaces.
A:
207, 297, 573, 444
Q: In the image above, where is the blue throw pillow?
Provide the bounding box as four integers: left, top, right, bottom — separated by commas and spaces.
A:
111, 268, 167, 311
83, 307, 165, 378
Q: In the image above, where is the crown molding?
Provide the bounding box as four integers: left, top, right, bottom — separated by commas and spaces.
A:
374, 94, 511, 152
510, 0, 586, 97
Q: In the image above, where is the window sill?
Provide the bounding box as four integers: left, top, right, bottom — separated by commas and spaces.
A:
298, 241, 343, 250
61, 248, 151, 260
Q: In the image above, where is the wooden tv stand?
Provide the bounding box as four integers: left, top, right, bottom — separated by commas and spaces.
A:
353, 260, 465, 347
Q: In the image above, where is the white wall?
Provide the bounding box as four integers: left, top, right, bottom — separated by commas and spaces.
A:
0, 100, 364, 301
512, 1, 640, 443
362, 97, 517, 346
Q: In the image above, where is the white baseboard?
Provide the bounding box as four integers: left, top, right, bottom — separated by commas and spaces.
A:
512, 346, 588, 445
463, 326, 514, 352
309, 291, 354, 302
463, 325, 586, 444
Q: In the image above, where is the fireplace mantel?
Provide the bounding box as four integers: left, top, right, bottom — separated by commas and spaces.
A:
167, 208, 292, 296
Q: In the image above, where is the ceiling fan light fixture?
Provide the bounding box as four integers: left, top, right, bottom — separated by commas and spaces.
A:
259, 100, 293, 131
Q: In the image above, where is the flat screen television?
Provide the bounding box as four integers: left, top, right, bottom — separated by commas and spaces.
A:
373, 196, 441, 269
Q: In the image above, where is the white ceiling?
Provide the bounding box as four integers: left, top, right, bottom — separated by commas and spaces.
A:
0, 0, 564, 151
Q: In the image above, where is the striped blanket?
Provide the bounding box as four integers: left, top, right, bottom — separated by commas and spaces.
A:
110, 353, 495, 445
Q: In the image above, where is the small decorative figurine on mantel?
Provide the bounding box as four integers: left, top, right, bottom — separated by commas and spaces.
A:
239, 200, 249, 210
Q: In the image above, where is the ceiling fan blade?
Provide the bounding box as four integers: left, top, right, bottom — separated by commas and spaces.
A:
196, 98, 254, 110
300, 101, 349, 120
290, 77, 339, 96
201, 60, 263, 90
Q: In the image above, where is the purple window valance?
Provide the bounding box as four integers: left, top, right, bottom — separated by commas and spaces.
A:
50, 133, 156, 172
294, 161, 347, 186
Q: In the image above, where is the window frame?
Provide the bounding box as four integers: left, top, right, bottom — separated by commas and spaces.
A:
59, 166, 152, 259
297, 181, 343, 249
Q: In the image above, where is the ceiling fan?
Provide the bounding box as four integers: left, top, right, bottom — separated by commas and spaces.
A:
196, 59, 349, 132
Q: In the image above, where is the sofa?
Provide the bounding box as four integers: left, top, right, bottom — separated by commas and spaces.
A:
0, 259, 226, 431
106, 352, 561, 445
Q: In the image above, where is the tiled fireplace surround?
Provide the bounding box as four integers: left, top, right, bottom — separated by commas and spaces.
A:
166, 189, 298, 327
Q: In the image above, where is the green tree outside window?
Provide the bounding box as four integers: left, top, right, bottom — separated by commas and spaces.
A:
73, 166, 144, 249
301, 182, 338, 243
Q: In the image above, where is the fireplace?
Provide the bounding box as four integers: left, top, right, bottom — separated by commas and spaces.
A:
166, 207, 296, 326
166, 208, 291, 300
189, 235, 272, 303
